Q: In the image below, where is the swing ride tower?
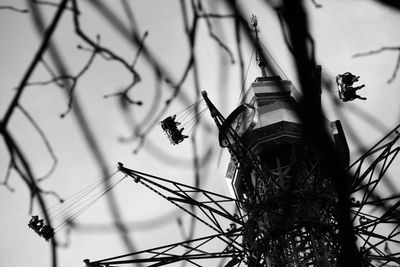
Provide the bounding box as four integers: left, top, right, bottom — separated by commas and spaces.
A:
210, 73, 349, 266
206, 17, 350, 266
80, 16, 400, 267
203, 70, 348, 267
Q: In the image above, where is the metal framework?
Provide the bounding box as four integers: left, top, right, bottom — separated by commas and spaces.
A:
349, 125, 400, 266
83, 96, 400, 266
85, 231, 244, 267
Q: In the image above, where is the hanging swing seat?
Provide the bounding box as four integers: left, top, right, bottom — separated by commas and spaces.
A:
336, 72, 366, 102
28, 215, 55, 241
160, 115, 188, 145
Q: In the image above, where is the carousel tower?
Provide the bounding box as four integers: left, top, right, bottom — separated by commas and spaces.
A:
83, 17, 399, 267
213, 18, 350, 266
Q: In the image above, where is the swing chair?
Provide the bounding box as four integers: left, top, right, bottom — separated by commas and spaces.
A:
28, 169, 127, 241
160, 99, 208, 145
336, 72, 366, 102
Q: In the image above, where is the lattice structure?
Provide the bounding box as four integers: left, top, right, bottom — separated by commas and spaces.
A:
83, 81, 400, 267
241, 145, 340, 266
349, 126, 400, 266
83, 125, 400, 266
208, 68, 347, 266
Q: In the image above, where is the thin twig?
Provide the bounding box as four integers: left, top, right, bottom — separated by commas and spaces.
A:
32, 0, 73, 11
71, 0, 140, 83
0, 5, 28, 13
353, 46, 400, 83
310, 0, 322, 8
40, 59, 66, 88
202, 11, 235, 64
25, 43, 99, 117
17, 104, 58, 181
131, 31, 148, 68
196, 2, 235, 63
118, 70, 163, 154
197, 13, 235, 18
0, 160, 15, 192
60, 43, 99, 117
120, 0, 140, 34
103, 81, 143, 106
72, 0, 143, 109
103, 31, 148, 104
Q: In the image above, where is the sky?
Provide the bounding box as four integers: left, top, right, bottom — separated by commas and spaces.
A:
0, 1, 400, 267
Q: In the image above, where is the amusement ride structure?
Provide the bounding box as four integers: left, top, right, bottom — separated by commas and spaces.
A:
29, 18, 400, 267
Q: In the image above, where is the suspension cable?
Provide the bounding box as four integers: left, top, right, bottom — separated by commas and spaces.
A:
54, 174, 127, 232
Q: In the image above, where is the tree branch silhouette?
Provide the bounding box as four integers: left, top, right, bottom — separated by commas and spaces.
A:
278, 1, 361, 265
26, 42, 99, 117
1, 0, 68, 126
0, 5, 28, 13
29, 2, 144, 266
0, 2, 68, 266
103, 31, 148, 105
354, 46, 400, 83
17, 105, 58, 182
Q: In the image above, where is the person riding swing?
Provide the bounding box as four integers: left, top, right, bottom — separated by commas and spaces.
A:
28, 215, 44, 233
39, 224, 55, 241
28, 215, 55, 241
161, 115, 188, 145
161, 115, 180, 131
336, 72, 366, 102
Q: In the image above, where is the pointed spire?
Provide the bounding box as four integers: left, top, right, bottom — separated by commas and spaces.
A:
250, 15, 276, 78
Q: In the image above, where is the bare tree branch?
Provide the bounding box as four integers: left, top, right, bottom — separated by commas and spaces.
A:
32, 0, 73, 11
0, 3, 68, 265
1, 0, 68, 127
0, 5, 28, 13
196, 2, 235, 64
354, 46, 400, 83
17, 105, 58, 181
1, 160, 15, 192
310, 0, 322, 8
29, 2, 144, 264
103, 31, 148, 105
1, 127, 58, 267
71, 1, 140, 82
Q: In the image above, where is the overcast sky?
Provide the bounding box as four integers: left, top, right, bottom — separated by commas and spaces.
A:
1, 1, 399, 267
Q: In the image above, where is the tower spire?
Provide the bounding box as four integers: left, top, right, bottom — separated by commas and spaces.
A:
251, 15, 274, 78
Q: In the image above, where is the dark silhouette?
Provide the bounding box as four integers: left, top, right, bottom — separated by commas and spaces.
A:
28, 215, 44, 233
28, 215, 55, 241
161, 115, 188, 145
336, 72, 366, 101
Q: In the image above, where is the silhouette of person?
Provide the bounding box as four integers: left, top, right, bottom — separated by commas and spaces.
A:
28, 215, 44, 233
336, 72, 366, 102
39, 225, 55, 241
